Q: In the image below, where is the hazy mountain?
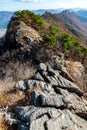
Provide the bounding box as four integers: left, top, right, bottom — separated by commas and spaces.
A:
0, 11, 13, 38
76, 10, 87, 19
55, 10, 87, 37
33, 9, 64, 15
67, 9, 87, 23
0, 11, 14, 29
0, 9, 87, 29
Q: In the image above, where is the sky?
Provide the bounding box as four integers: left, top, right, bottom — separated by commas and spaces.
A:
0, 0, 87, 11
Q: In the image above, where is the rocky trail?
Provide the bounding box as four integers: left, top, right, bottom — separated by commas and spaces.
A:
0, 61, 87, 130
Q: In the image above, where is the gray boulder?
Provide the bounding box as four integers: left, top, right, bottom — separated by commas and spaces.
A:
47, 65, 57, 76
30, 89, 66, 108
18, 125, 29, 130
55, 88, 87, 119
15, 106, 37, 122
56, 74, 83, 96
46, 109, 87, 130
5, 107, 87, 130
38, 63, 47, 72
33, 72, 44, 81
23, 36, 34, 45
29, 114, 49, 130
40, 94, 66, 108
30, 90, 42, 106
5, 62, 87, 130
27, 80, 46, 90
40, 69, 83, 96
60, 66, 74, 82
16, 80, 28, 90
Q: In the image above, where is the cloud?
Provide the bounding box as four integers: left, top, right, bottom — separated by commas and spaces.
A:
15, 0, 44, 2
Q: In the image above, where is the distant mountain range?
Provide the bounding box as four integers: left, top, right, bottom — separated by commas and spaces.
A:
0, 11, 14, 29
76, 10, 87, 19
0, 9, 87, 39
0, 9, 87, 28
0, 9, 64, 29
0, 11, 14, 37
33, 9, 64, 15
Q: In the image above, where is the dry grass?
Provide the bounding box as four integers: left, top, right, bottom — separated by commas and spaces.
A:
0, 92, 8, 106
0, 115, 17, 130
0, 60, 36, 108
0, 61, 36, 93
66, 60, 78, 77
0, 115, 8, 130
0, 80, 15, 93
66, 60, 85, 91
0, 91, 26, 107
4, 61, 36, 81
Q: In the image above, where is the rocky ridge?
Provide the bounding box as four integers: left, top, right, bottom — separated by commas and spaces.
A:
1, 58, 87, 130
0, 10, 87, 130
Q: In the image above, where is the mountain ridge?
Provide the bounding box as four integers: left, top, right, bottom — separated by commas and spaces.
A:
1, 9, 87, 44
0, 10, 87, 130
55, 10, 87, 37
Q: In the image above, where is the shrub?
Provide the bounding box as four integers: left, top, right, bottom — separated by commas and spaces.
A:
49, 25, 59, 35
79, 46, 87, 54
32, 14, 45, 29
14, 10, 45, 30
14, 11, 21, 16
61, 32, 80, 50
43, 25, 59, 45
43, 34, 57, 44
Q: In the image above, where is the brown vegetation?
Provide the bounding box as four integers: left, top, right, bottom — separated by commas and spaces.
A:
0, 115, 8, 130
0, 115, 17, 130
0, 91, 26, 107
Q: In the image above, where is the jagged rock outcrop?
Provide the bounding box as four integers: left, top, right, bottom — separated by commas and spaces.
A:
5, 21, 42, 50
2, 62, 87, 130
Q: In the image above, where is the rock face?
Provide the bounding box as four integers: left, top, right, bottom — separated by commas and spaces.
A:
5, 21, 42, 50
3, 63, 87, 130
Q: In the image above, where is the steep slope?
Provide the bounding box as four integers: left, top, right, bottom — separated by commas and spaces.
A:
42, 12, 67, 32
55, 10, 87, 37
42, 12, 87, 45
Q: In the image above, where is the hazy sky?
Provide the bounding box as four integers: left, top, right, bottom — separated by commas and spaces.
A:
0, 0, 87, 11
